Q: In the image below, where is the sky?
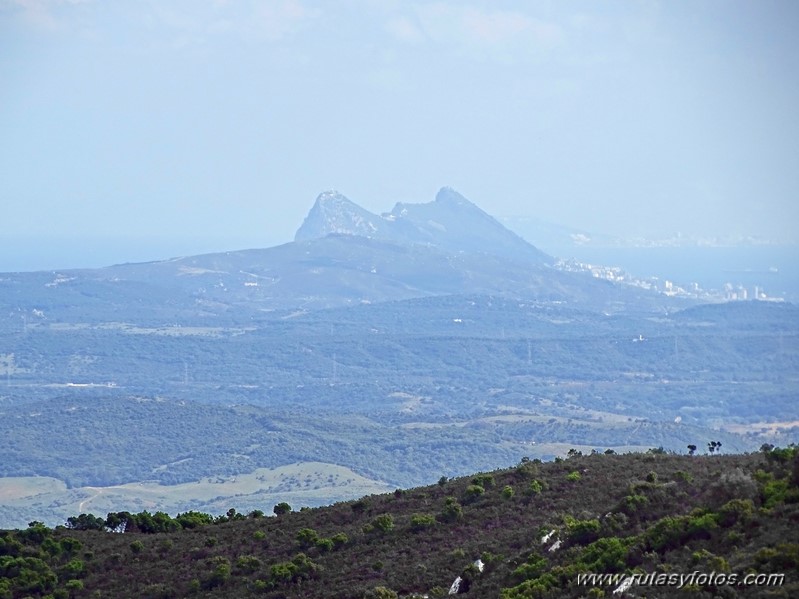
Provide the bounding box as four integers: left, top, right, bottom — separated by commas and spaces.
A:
1, 0, 798, 271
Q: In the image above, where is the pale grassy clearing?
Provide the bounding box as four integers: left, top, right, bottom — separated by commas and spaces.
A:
399, 412, 637, 430
0, 462, 394, 526
46, 322, 254, 337
177, 266, 228, 276
0, 476, 67, 501
387, 391, 430, 413
0, 353, 29, 375
718, 420, 799, 436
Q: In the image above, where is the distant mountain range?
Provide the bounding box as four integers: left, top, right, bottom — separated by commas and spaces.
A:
0, 188, 684, 326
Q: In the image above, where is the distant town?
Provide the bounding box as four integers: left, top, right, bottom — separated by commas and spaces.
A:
555, 258, 782, 303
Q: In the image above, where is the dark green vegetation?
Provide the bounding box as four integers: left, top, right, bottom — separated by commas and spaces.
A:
1, 295, 798, 527
2, 449, 798, 598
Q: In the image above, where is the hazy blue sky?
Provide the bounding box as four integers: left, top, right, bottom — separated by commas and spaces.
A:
1, 0, 797, 270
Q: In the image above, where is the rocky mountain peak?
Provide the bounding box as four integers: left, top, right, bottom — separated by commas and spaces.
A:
434, 186, 469, 206
294, 187, 552, 265
294, 191, 382, 242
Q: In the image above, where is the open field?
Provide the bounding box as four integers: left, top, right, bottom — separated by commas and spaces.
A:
0, 462, 394, 529
719, 420, 799, 437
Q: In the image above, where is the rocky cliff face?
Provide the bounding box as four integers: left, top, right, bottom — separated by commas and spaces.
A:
295, 187, 552, 265
294, 191, 386, 241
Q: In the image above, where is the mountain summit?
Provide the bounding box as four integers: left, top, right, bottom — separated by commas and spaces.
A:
294, 190, 383, 241
295, 187, 552, 265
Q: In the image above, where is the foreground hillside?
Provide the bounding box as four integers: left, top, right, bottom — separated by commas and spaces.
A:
2, 448, 797, 598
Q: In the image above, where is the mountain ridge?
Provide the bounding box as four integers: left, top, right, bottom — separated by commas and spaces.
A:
0, 188, 685, 320
295, 187, 552, 265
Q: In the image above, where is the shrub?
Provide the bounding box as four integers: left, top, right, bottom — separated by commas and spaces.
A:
410, 513, 436, 531
465, 484, 485, 501
710, 467, 758, 502
206, 557, 231, 589
718, 498, 755, 527
236, 555, 262, 573
139, 582, 176, 598
439, 497, 463, 522
41, 538, 62, 557
502, 485, 515, 499
622, 494, 648, 514
273, 502, 291, 516
646, 511, 718, 552
686, 511, 719, 539
762, 477, 790, 508
364, 587, 399, 599
60, 537, 83, 555
567, 471, 581, 482
270, 561, 297, 583
565, 516, 600, 545
65, 579, 84, 593
646, 516, 685, 552
755, 543, 799, 571
472, 474, 495, 488
513, 552, 547, 580
296, 528, 319, 548
579, 537, 629, 572
129, 540, 144, 554
516, 458, 539, 477
371, 513, 394, 533
527, 480, 544, 496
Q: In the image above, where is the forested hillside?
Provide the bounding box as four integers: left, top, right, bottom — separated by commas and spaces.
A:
1, 448, 797, 598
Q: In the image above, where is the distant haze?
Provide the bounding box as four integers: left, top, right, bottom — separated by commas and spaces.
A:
2, 0, 798, 272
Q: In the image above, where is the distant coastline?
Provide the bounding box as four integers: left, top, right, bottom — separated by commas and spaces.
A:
546, 244, 799, 303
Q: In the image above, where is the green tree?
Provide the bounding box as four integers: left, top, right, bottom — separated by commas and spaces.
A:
66, 513, 105, 531
273, 502, 292, 516
175, 511, 213, 529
